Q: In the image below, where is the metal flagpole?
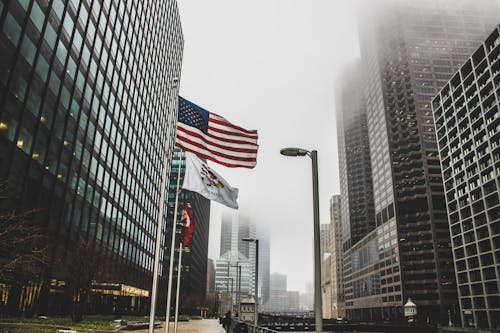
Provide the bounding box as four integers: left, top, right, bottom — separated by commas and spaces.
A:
148, 77, 179, 333
165, 157, 183, 333
173, 243, 183, 333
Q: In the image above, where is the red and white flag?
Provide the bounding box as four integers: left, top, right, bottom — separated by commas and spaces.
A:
180, 203, 196, 246
175, 97, 259, 169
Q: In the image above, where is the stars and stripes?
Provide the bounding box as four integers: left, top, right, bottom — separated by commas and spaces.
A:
175, 97, 259, 169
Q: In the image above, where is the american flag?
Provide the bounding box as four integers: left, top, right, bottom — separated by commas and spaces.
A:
175, 97, 259, 169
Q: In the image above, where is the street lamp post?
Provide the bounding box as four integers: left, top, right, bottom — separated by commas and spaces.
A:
280, 148, 322, 333
241, 237, 259, 327
230, 263, 242, 317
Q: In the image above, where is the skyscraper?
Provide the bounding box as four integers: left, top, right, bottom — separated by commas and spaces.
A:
320, 222, 333, 318
0, 0, 183, 314
215, 211, 257, 309
340, 0, 500, 323
321, 196, 345, 319
330, 195, 345, 319
220, 213, 232, 258
166, 149, 211, 315
267, 273, 287, 313
432, 25, 500, 329
336, 60, 375, 251
257, 228, 271, 307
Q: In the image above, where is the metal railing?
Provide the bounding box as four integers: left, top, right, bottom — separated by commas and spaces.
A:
229, 320, 278, 333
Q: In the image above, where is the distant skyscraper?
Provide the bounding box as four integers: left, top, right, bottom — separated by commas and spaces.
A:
267, 273, 287, 312
206, 258, 216, 314
206, 258, 216, 297
220, 213, 233, 257
321, 196, 345, 319
0, 0, 183, 314
301, 282, 314, 311
286, 291, 300, 312
320, 222, 333, 318
330, 196, 345, 319
215, 212, 257, 302
344, 0, 500, 323
257, 228, 271, 307
432, 25, 500, 329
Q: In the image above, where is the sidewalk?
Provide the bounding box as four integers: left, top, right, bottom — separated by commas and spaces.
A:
134, 319, 226, 333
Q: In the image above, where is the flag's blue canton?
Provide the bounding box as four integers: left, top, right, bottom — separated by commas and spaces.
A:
179, 97, 209, 134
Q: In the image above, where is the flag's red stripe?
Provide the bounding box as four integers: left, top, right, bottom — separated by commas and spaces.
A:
177, 131, 258, 155
177, 145, 257, 169
208, 124, 259, 140
176, 137, 257, 162
209, 115, 258, 136
178, 125, 258, 148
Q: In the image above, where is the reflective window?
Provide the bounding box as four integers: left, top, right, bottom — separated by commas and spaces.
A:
52, 0, 64, 19
3, 13, 22, 47
26, 89, 41, 117
56, 40, 68, 64
62, 12, 74, 36
44, 24, 57, 49
67, 57, 77, 79
73, 29, 83, 50
17, 127, 33, 154
20, 36, 37, 65
30, 1, 45, 32
48, 72, 61, 95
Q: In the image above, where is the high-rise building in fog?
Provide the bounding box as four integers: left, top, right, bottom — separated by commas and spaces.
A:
258, 228, 271, 307
342, 0, 500, 323
215, 212, 257, 303
432, 25, 500, 329
286, 291, 300, 312
220, 214, 233, 258
336, 61, 376, 251
0, 0, 183, 314
267, 273, 287, 312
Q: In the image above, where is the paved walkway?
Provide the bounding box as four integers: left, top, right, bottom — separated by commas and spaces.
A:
133, 319, 226, 333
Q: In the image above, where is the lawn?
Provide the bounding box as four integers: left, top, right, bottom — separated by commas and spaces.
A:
0, 315, 124, 331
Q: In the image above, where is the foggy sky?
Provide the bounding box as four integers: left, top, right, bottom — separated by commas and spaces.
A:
177, 0, 360, 292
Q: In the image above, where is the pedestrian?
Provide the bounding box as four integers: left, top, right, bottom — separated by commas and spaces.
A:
223, 310, 231, 331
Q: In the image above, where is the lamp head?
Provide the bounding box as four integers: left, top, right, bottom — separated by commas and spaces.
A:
280, 147, 309, 157
241, 237, 256, 243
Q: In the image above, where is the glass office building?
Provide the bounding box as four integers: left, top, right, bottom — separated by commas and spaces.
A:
432, 25, 500, 329
0, 0, 183, 314
166, 148, 211, 314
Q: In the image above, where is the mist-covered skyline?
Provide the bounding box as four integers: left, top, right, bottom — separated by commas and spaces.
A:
178, 0, 360, 292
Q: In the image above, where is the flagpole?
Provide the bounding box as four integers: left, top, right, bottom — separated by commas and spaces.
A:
165, 153, 183, 333
173, 243, 183, 333
148, 77, 179, 333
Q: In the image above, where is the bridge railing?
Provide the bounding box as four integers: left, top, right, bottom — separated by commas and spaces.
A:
230, 320, 278, 333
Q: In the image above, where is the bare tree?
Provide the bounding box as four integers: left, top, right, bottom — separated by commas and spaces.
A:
0, 180, 49, 280
66, 237, 104, 322
0, 180, 49, 314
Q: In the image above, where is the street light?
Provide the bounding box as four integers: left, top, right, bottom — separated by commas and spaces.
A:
280, 148, 323, 333
241, 237, 259, 327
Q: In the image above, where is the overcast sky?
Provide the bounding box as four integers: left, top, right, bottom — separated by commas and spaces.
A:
177, 1, 360, 293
